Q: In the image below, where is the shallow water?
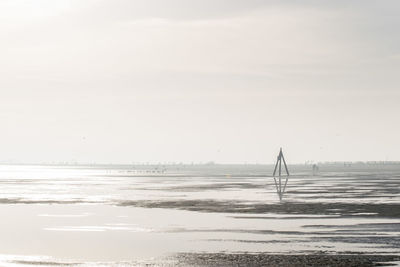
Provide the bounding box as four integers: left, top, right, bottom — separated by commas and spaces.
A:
0, 164, 399, 266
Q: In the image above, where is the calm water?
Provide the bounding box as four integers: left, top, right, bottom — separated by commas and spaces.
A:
0, 164, 399, 266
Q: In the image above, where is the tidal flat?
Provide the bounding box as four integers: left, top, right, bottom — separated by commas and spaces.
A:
0, 163, 399, 266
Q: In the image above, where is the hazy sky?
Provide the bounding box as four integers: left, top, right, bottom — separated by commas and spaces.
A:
1, 0, 399, 164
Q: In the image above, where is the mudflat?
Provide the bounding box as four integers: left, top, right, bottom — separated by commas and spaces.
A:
0, 164, 399, 266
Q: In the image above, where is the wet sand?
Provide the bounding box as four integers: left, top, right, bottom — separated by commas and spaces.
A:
0, 164, 399, 266
7, 253, 400, 266
170, 253, 400, 267
118, 199, 400, 218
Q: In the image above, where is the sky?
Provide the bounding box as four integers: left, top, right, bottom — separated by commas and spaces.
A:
0, 0, 399, 164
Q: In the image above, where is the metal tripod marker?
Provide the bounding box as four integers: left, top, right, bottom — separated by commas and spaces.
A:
272, 148, 290, 200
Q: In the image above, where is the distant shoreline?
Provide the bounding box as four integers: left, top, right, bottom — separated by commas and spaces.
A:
0, 161, 400, 167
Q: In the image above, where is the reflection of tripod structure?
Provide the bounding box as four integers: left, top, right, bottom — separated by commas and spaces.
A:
273, 148, 289, 200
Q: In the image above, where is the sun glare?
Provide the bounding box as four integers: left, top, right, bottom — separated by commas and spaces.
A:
0, 0, 71, 20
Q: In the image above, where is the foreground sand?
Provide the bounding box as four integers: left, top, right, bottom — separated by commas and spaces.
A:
170, 253, 400, 267
9, 253, 400, 266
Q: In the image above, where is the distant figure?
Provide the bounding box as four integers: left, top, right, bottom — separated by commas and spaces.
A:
312, 164, 319, 176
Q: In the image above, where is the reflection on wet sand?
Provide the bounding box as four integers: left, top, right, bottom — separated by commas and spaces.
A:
272, 148, 290, 201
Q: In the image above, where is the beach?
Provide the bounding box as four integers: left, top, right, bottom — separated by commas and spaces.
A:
0, 163, 399, 266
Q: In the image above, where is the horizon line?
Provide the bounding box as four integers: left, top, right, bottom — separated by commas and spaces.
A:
1, 160, 400, 166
